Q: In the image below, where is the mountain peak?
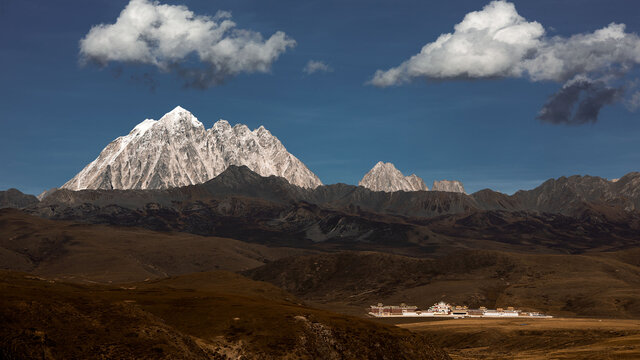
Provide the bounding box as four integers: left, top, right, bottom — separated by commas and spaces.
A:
157, 106, 202, 128
61, 107, 323, 190
255, 125, 271, 137
373, 161, 393, 169
213, 119, 232, 132
359, 162, 428, 192
162, 105, 191, 119
171, 105, 187, 112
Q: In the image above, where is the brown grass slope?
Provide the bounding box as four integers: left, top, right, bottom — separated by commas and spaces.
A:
0, 208, 309, 283
0, 270, 450, 360
246, 249, 640, 318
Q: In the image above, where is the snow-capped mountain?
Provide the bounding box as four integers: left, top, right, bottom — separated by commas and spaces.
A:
62, 106, 322, 190
358, 162, 428, 192
432, 180, 465, 194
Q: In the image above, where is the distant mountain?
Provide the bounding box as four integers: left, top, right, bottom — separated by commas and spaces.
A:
510, 172, 640, 216
432, 180, 465, 194
465, 173, 639, 216
30, 166, 640, 254
61, 106, 322, 190
0, 189, 38, 209
358, 161, 428, 192
40, 166, 640, 219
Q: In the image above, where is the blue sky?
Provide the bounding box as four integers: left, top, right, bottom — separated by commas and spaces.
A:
1, 0, 640, 195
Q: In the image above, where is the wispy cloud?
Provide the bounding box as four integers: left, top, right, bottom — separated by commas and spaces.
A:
79, 0, 296, 89
303, 60, 333, 74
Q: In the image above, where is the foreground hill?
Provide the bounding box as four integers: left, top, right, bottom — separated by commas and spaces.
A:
0, 270, 450, 360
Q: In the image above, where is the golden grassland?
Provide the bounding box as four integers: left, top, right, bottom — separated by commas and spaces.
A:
398, 317, 640, 359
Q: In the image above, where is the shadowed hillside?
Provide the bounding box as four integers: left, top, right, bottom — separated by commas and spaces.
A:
3, 209, 640, 319
245, 250, 640, 319
0, 208, 310, 283
0, 189, 38, 209
0, 270, 450, 360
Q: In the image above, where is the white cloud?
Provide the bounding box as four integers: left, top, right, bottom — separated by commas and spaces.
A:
523, 23, 640, 82
303, 60, 333, 74
370, 1, 544, 85
370, 1, 640, 86
368, 0, 640, 124
79, 0, 296, 88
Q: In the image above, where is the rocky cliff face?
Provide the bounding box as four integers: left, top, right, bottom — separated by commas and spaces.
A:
358, 162, 428, 192
432, 180, 466, 194
61, 106, 322, 190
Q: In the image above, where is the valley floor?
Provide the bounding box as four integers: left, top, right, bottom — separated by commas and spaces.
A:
397, 317, 640, 359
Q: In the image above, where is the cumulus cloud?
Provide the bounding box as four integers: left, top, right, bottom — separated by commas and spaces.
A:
303, 60, 333, 74
79, 0, 296, 88
369, 0, 640, 124
370, 1, 544, 85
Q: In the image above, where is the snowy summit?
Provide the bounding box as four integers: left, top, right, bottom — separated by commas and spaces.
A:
358, 162, 428, 192
62, 106, 323, 190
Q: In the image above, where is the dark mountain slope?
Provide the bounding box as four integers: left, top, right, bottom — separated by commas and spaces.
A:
0, 188, 38, 209
422, 209, 640, 253
26, 166, 640, 253
511, 172, 640, 215
36, 166, 640, 219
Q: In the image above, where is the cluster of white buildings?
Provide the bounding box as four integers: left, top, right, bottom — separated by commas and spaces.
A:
369, 301, 552, 318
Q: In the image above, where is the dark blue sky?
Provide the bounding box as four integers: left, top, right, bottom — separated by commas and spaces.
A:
2, 0, 640, 195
